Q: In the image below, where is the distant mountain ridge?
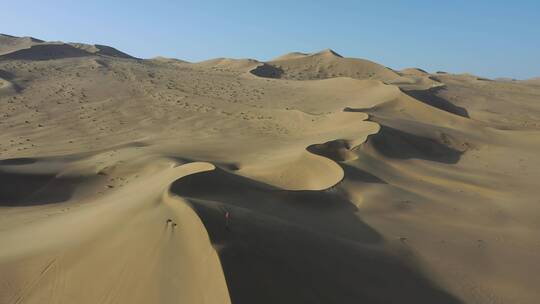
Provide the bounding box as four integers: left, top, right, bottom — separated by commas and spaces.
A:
3, 33, 512, 88
0, 33, 135, 60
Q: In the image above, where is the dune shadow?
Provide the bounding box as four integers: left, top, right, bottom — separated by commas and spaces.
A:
170, 166, 462, 303
170, 167, 380, 243
0, 69, 15, 80
92, 44, 135, 59
0, 44, 91, 61
307, 140, 357, 162
250, 63, 284, 78
0, 157, 37, 165
183, 195, 461, 304
0, 171, 83, 206
341, 163, 387, 184
368, 125, 463, 164
403, 87, 469, 118
0, 69, 23, 93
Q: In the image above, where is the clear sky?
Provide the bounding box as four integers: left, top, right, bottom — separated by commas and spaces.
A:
2, 0, 539, 79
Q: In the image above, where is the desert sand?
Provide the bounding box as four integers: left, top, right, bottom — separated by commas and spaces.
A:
1, 33, 540, 303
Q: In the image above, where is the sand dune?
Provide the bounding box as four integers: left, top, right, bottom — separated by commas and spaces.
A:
400, 67, 430, 76
0, 34, 136, 61
0, 34, 43, 55
271, 51, 309, 61
251, 49, 441, 91
194, 58, 260, 71
252, 48, 401, 82
0, 160, 229, 304
1, 34, 540, 303
69, 43, 136, 59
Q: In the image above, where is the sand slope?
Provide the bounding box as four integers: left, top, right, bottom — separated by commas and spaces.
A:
256, 49, 400, 81
0, 34, 43, 56
1, 34, 540, 303
0, 161, 229, 304
250, 49, 442, 91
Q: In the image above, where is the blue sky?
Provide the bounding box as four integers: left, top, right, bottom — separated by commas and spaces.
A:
2, 0, 539, 79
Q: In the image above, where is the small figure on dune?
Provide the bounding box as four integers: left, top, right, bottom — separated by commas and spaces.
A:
224, 210, 230, 231
166, 219, 178, 228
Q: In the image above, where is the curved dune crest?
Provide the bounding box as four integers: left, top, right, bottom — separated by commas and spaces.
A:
240, 150, 345, 191
234, 110, 379, 191
0, 162, 230, 304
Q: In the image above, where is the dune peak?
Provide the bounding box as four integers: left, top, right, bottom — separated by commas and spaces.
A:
314, 48, 343, 57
